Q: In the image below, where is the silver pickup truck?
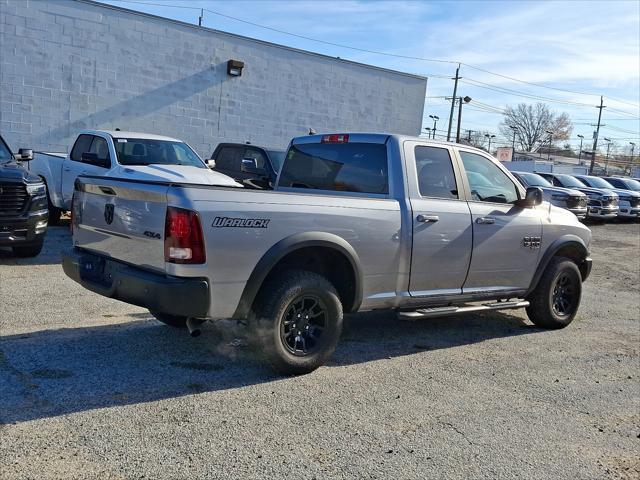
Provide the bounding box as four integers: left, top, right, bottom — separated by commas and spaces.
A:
63, 133, 592, 374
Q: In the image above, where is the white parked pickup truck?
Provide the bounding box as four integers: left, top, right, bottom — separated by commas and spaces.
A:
27, 130, 239, 223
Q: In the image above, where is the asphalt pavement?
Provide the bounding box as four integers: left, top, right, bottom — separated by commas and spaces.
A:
1, 220, 638, 479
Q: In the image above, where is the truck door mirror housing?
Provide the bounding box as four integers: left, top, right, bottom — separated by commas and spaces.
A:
81, 152, 110, 168
241, 157, 266, 176
16, 148, 33, 161
517, 186, 543, 208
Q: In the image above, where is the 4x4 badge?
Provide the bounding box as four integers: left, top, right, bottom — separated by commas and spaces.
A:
104, 204, 114, 225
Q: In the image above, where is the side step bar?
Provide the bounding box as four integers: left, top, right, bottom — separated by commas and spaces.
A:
397, 300, 530, 320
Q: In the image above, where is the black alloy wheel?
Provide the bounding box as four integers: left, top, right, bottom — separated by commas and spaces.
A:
280, 294, 327, 356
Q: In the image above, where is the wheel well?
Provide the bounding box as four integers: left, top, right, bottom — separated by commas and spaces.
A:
260, 246, 357, 312
554, 244, 589, 279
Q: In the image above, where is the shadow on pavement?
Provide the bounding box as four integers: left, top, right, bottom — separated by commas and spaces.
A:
0, 221, 71, 266
0, 310, 539, 424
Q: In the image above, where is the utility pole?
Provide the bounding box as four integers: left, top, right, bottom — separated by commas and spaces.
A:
546, 130, 554, 161
630, 142, 636, 174
446, 64, 461, 141
589, 96, 606, 174
454, 96, 471, 143
198, 9, 203, 26
509, 125, 517, 151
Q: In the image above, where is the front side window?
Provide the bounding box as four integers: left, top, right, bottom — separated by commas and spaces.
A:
88, 136, 110, 165
279, 142, 388, 194
70, 134, 94, 162
415, 146, 458, 199
459, 151, 519, 204
242, 149, 267, 169
114, 139, 205, 168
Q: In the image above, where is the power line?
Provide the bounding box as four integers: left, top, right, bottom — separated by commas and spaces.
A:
106, 0, 640, 107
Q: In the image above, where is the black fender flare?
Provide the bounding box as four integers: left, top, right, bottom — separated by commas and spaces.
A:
232, 232, 363, 319
526, 234, 591, 296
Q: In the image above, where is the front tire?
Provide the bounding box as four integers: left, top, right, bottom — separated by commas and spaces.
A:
526, 256, 582, 329
251, 270, 343, 375
12, 242, 44, 258
149, 310, 188, 327
46, 190, 62, 226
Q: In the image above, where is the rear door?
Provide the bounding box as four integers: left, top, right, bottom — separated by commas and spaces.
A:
457, 149, 542, 293
73, 177, 169, 272
62, 135, 112, 208
404, 141, 472, 296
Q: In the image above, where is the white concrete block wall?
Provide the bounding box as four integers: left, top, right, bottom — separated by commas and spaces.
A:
0, 0, 427, 157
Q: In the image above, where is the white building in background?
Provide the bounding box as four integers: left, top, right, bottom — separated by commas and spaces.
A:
0, 0, 427, 157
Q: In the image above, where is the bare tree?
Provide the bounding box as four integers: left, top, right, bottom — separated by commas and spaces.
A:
499, 103, 573, 152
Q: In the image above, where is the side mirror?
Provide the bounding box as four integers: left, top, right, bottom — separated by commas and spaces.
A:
241, 157, 266, 176
517, 186, 543, 208
207, 159, 216, 169
81, 152, 110, 168
16, 148, 34, 161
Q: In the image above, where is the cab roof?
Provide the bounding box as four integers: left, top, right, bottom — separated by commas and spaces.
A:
81, 130, 183, 142
292, 132, 491, 155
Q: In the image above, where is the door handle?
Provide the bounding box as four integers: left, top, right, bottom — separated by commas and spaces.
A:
417, 214, 439, 223
476, 217, 495, 224
63, 168, 71, 172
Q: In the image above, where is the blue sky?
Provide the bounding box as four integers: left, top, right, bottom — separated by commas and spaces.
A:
99, 0, 640, 153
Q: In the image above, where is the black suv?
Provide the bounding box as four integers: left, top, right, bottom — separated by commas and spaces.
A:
209, 143, 285, 189
0, 134, 48, 257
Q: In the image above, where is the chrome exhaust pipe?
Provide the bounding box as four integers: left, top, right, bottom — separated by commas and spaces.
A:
186, 318, 205, 337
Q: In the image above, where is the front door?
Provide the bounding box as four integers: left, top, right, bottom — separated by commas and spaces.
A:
457, 149, 542, 293
405, 142, 473, 296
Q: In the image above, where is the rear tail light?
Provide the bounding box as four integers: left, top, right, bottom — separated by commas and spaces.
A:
164, 207, 206, 264
321, 134, 349, 143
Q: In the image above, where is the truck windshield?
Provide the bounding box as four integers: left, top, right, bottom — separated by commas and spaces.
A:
113, 138, 206, 168
518, 173, 553, 187
580, 176, 614, 189
0, 137, 12, 163
556, 175, 587, 188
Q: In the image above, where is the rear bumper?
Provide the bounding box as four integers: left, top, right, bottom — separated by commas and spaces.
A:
62, 248, 210, 318
0, 209, 48, 247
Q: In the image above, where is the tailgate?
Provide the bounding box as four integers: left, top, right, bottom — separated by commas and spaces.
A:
73, 177, 169, 272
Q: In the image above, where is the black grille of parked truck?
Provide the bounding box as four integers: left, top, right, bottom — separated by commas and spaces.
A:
0, 134, 48, 257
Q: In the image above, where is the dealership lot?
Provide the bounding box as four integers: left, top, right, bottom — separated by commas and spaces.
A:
1, 221, 638, 479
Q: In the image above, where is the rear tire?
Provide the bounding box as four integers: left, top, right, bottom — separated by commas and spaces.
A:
251, 270, 343, 375
12, 242, 44, 258
149, 310, 188, 327
526, 256, 582, 329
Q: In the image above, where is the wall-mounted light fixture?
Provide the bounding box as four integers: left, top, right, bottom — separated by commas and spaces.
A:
227, 59, 244, 77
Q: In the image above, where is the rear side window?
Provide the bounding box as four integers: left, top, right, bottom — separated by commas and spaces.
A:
279, 143, 388, 194
215, 147, 242, 170
70, 135, 94, 162
415, 146, 458, 199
